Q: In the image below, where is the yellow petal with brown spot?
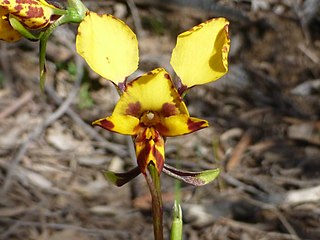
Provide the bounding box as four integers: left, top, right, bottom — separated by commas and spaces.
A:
0, 0, 59, 29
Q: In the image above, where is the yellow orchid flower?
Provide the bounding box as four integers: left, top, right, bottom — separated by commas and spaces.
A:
93, 68, 208, 174
0, 0, 63, 31
76, 13, 225, 184
76, 12, 230, 91
0, 6, 21, 42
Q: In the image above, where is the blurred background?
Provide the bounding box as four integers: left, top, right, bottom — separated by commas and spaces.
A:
0, 0, 319, 239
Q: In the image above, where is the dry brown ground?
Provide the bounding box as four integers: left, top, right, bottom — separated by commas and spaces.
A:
0, 0, 319, 239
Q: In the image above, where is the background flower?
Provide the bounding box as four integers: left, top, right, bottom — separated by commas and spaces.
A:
0, 0, 62, 30
0, 6, 21, 41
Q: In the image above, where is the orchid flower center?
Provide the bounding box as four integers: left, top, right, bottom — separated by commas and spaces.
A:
140, 111, 161, 127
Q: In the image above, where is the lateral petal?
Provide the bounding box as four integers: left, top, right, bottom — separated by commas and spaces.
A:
158, 115, 208, 137
103, 167, 141, 187
93, 115, 139, 135
170, 18, 230, 88
76, 12, 139, 85
163, 164, 220, 186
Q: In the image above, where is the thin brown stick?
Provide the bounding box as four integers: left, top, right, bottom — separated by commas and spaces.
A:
226, 129, 252, 171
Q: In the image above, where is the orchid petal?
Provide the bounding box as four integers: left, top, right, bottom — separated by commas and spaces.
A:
170, 18, 230, 88
116, 68, 188, 116
104, 167, 141, 187
76, 12, 139, 85
163, 164, 220, 186
158, 115, 208, 137
93, 115, 139, 135
136, 130, 165, 174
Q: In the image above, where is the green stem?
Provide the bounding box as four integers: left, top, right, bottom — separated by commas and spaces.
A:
146, 164, 163, 240
39, 14, 71, 89
39, 1, 88, 89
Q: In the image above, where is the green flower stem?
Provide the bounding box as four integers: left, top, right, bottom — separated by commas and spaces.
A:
52, 8, 68, 16
39, 1, 88, 89
146, 164, 163, 240
39, 15, 70, 89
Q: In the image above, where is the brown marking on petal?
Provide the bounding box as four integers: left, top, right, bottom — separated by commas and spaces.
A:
187, 119, 207, 132
94, 119, 115, 130
26, 6, 44, 18
96, 13, 104, 17
161, 103, 177, 117
222, 45, 228, 53
1, 5, 9, 10
225, 25, 229, 34
153, 147, 164, 173
16, 0, 38, 4
153, 134, 165, 173
136, 140, 151, 174
135, 127, 147, 142
14, 5, 23, 12
155, 123, 168, 136
164, 73, 170, 80
3, 0, 10, 4
126, 101, 141, 117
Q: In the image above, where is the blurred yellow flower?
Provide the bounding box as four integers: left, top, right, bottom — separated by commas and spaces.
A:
0, 0, 65, 42
0, 6, 21, 42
